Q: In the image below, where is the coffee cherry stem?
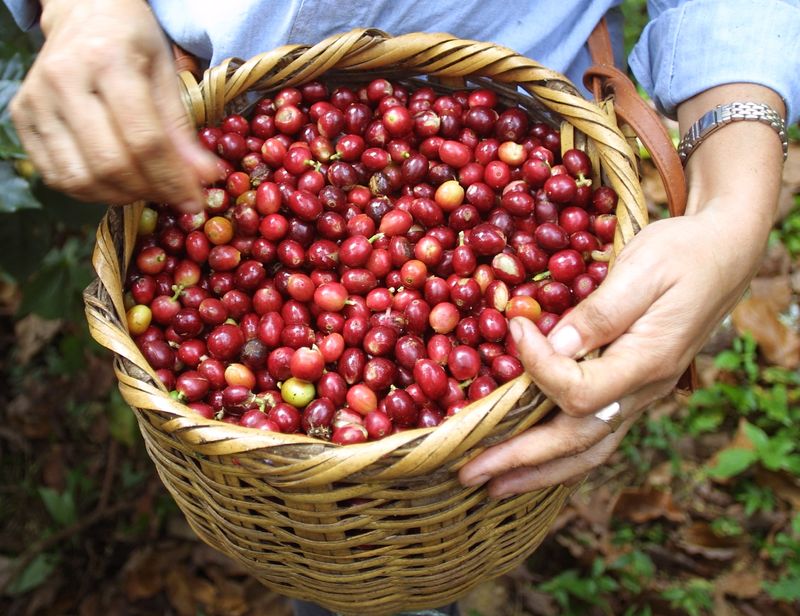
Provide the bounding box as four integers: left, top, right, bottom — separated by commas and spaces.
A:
533, 270, 551, 282
591, 247, 613, 262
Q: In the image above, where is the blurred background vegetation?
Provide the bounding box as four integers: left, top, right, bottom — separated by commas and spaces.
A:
1, 1, 799, 615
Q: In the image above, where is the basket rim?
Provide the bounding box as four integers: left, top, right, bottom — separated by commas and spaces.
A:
85, 28, 647, 483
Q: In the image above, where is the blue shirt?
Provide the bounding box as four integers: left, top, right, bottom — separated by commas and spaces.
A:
5, 0, 800, 122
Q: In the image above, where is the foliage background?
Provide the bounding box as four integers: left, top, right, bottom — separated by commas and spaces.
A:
1, 1, 799, 614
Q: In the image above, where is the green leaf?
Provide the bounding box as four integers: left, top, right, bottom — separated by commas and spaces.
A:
0, 160, 40, 212
758, 384, 790, 424
107, 388, 138, 448
0, 207, 53, 280
707, 448, 758, 479
19, 237, 94, 320
779, 454, 800, 475
742, 421, 770, 451
714, 349, 741, 372
38, 486, 77, 527
763, 575, 800, 601
5, 552, 59, 595
688, 407, 725, 435
0, 43, 31, 158
688, 387, 725, 408
758, 433, 796, 471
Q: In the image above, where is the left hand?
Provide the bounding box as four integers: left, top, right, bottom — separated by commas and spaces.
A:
458, 204, 771, 498
458, 82, 786, 499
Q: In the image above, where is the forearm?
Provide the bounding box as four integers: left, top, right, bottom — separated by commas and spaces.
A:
677, 83, 786, 256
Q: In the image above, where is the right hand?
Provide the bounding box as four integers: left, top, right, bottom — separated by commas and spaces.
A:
10, 0, 220, 211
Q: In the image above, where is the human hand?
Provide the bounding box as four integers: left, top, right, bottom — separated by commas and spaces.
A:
458, 203, 772, 497
458, 81, 787, 499
9, 0, 219, 210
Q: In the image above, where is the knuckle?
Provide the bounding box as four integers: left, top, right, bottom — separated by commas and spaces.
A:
8, 95, 25, 123
91, 154, 127, 179
127, 130, 163, 159
578, 300, 616, 339
40, 58, 72, 86
561, 395, 594, 417
558, 428, 593, 455
57, 169, 93, 195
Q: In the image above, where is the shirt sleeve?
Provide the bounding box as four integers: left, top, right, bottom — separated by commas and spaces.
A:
3, 0, 40, 30
629, 0, 800, 123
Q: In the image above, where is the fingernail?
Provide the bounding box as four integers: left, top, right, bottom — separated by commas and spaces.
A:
509, 318, 524, 343
549, 325, 582, 357
461, 473, 490, 487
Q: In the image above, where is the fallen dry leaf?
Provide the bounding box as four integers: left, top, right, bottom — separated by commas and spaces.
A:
756, 240, 792, 277
611, 486, 686, 524
731, 296, 800, 369
677, 521, 746, 561
714, 564, 764, 600
121, 548, 167, 600
13, 314, 62, 364
748, 276, 793, 313
165, 568, 198, 616
754, 468, 800, 510
121, 544, 190, 601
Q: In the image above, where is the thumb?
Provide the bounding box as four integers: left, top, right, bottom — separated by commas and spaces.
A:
545, 256, 661, 359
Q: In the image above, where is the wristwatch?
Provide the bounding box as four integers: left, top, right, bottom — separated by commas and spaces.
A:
678, 101, 788, 165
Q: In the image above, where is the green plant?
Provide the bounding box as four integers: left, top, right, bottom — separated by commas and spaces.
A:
660, 579, 714, 616
689, 334, 800, 436
762, 513, 800, 602
772, 195, 800, 257
539, 557, 620, 615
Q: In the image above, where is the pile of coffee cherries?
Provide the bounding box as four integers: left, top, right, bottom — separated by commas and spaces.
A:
125, 79, 618, 445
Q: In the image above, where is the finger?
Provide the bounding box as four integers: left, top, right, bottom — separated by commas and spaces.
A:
459, 410, 608, 487
485, 427, 625, 498
94, 67, 208, 211
17, 65, 137, 204
544, 246, 663, 359
56, 94, 157, 204
18, 96, 132, 203
459, 379, 666, 489
508, 316, 669, 417
150, 53, 222, 184
10, 98, 56, 184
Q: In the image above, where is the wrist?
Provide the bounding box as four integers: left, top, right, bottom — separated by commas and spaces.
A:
40, 0, 144, 35
678, 86, 785, 223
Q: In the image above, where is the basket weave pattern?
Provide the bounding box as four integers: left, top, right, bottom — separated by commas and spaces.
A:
84, 30, 647, 615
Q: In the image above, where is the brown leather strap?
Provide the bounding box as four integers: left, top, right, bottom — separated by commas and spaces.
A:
585, 20, 688, 218
583, 64, 688, 218
586, 19, 696, 391
172, 43, 202, 78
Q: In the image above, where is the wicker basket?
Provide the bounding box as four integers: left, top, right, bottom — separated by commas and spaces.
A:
84, 29, 652, 615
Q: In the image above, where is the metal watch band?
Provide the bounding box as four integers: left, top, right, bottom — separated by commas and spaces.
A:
678, 101, 788, 165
